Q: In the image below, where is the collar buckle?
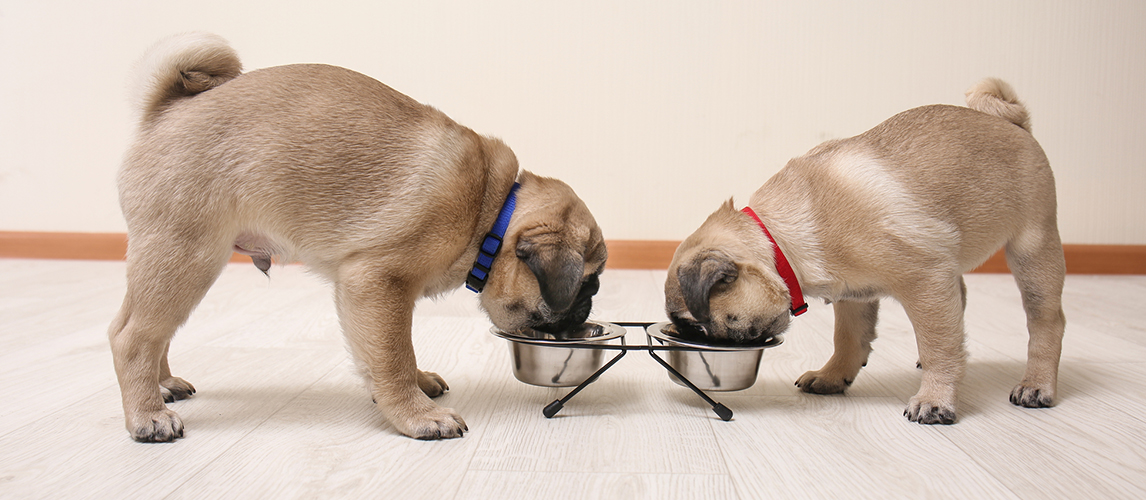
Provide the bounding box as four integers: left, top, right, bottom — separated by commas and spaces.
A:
791, 303, 809, 317
465, 233, 503, 292
467, 183, 520, 293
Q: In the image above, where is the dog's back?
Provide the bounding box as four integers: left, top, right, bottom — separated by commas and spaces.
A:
118, 34, 510, 276
853, 86, 1054, 271
762, 78, 1056, 277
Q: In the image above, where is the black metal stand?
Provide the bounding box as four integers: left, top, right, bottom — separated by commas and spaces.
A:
542, 335, 627, 418
540, 322, 734, 422
646, 346, 733, 421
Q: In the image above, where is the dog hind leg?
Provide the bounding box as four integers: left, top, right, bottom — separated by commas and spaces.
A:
1005, 227, 1066, 408
110, 236, 231, 442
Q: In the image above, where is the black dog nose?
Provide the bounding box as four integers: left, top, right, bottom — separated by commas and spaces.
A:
581, 274, 600, 296
668, 313, 709, 342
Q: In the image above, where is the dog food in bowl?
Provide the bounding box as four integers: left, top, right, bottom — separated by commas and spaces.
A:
491, 320, 625, 387
646, 322, 783, 391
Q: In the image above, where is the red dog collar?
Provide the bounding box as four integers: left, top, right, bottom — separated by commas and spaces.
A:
741, 206, 808, 316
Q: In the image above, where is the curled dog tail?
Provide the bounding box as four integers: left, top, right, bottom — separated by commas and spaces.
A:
131, 32, 242, 124
965, 77, 1031, 132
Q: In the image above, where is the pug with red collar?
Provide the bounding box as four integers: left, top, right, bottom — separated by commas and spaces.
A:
665, 79, 1064, 424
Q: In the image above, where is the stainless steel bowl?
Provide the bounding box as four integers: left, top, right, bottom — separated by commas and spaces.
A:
646, 322, 783, 391
491, 321, 626, 387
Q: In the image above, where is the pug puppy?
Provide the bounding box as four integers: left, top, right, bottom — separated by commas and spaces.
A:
665, 78, 1064, 424
110, 33, 607, 442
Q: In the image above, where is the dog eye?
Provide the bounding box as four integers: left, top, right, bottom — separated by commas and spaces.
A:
581, 274, 600, 294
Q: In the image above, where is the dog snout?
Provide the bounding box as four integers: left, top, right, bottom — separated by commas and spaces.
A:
669, 311, 786, 345
728, 314, 789, 344
529, 275, 599, 334
530, 296, 592, 334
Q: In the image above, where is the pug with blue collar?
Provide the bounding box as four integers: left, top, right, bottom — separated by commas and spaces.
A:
110, 33, 606, 442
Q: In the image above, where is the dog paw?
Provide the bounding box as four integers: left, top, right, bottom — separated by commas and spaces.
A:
1010, 383, 1054, 408
904, 397, 956, 425
795, 370, 853, 394
127, 409, 185, 442
160, 377, 196, 403
400, 406, 468, 440
417, 370, 449, 398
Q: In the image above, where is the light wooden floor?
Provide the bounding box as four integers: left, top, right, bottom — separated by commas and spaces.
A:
1, 259, 1144, 499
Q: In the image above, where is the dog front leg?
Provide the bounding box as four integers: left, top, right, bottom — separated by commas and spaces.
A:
335, 262, 466, 440
796, 300, 879, 394
899, 279, 967, 425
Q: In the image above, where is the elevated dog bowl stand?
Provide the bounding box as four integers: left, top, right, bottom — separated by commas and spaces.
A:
535, 322, 734, 422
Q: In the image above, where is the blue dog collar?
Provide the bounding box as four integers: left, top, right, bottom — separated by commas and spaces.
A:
466, 182, 521, 293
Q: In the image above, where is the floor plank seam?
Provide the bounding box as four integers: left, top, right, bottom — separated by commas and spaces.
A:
937, 435, 1027, 500
158, 359, 347, 500
451, 401, 489, 499
705, 419, 743, 500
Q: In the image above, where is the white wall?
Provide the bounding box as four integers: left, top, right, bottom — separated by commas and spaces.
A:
2, 1, 1143, 244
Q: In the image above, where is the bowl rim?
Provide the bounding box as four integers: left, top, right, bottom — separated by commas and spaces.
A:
646, 321, 784, 352
490, 320, 626, 347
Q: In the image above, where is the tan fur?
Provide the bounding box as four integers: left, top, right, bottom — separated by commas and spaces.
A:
965, 77, 1031, 132
110, 33, 606, 442
666, 78, 1065, 424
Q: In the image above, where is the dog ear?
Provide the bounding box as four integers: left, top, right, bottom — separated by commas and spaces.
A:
517, 239, 584, 313
677, 251, 738, 322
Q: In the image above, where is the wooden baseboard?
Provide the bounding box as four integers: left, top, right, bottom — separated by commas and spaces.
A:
601, 240, 681, 269
0, 232, 251, 263
1, 231, 1144, 274
954, 244, 1146, 275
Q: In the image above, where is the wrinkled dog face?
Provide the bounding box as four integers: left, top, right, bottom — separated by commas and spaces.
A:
480, 172, 607, 334
665, 203, 791, 344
